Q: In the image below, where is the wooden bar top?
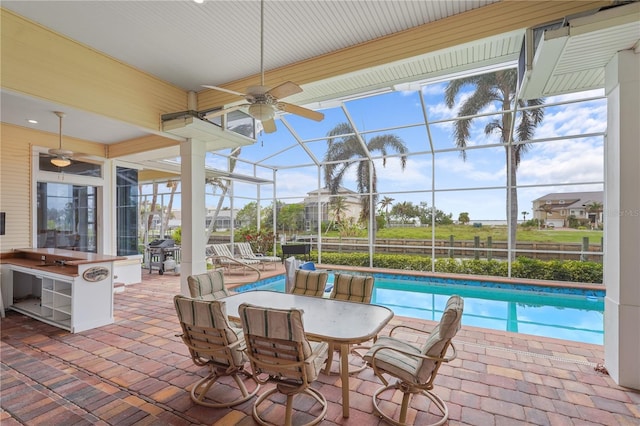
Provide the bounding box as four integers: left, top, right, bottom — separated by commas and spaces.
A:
4, 248, 126, 264
1, 248, 127, 277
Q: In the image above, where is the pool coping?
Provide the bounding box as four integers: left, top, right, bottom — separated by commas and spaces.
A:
317, 263, 604, 290
230, 263, 606, 297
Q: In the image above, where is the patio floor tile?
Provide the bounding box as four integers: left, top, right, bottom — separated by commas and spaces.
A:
2, 265, 639, 425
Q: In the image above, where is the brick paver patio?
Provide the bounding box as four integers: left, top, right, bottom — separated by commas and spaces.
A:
1, 266, 639, 425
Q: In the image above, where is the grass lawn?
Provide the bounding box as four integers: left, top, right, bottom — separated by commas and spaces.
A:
213, 225, 603, 245
334, 225, 604, 244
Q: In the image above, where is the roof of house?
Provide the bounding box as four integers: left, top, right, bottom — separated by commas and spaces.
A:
306, 186, 359, 196
532, 191, 603, 207
303, 187, 362, 204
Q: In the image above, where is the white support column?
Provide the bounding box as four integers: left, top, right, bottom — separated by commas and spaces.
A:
179, 139, 207, 296
603, 49, 640, 390
101, 158, 114, 255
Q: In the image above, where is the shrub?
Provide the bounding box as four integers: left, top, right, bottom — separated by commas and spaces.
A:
236, 228, 276, 255
317, 252, 603, 283
171, 227, 181, 245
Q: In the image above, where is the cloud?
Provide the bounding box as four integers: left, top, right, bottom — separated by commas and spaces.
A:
519, 140, 604, 185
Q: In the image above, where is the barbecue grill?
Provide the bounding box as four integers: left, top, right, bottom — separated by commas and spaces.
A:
146, 239, 180, 275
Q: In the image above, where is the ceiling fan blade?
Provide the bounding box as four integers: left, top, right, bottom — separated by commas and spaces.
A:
278, 102, 324, 122
262, 118, 277, 133
48, 148, 74, 158
203, 104, 247, 119
267, 81, 302, 100
202, 85, 246, 97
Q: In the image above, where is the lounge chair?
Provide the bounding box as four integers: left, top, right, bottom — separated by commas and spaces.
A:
208, 243, 261, 274
364, 295, 464, 426
236, 241, 281, 269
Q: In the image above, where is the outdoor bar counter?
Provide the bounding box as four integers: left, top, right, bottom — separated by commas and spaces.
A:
1, 248, 125, 332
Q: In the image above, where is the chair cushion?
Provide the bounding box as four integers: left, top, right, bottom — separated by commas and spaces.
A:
187, 269, 229, 300
291, 270, 328, 297
364, 336, 422, 384
174, 295, 245, 366
364, 295, 464, 384
417, 295, 464, 381
308, 341, 329, 380
330, 273, 374, 303
239, 303, 327, 380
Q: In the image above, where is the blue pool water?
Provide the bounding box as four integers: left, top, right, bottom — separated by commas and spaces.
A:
234, 274, 604, 345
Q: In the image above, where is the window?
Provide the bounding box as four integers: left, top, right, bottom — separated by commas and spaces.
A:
116, 167, 139, 255
37, 182, 97, 252
39, 153, 102, 177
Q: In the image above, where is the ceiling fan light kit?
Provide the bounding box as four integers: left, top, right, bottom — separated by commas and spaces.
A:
202, 0, 323, 133
49, 111, 73, 168
248, 103, 275, 121
51, 157, 71, 167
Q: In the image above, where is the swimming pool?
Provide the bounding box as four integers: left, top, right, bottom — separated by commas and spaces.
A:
234, 273, 604, 345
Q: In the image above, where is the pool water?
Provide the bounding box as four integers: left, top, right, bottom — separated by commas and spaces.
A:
235, 275, 604, 345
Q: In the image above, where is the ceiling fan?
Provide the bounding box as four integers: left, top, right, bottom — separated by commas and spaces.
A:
202, 0, 324, 133
48, 111, 74, 167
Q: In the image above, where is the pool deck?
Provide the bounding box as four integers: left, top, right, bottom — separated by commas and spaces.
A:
2, 264, 639, 425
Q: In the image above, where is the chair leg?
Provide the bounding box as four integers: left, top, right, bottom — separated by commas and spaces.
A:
190, 369, 260, 408
284, 394, 294, 425
399, 391, 412, 424
372, 383, 449, 426
252, 387, 327, 426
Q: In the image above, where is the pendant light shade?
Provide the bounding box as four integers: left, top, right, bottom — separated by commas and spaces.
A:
51, 157, 71, 167
248, 103, 275, 121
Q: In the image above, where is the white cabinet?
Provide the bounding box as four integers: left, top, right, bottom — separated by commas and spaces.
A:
4, 263, 114, 333
41, 278, 72, 328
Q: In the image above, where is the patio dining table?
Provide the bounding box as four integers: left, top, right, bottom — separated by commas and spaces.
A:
222, 290, 394, 418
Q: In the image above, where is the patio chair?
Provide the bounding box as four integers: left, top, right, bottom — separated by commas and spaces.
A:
239, 302, 329, 426
187, 269, 229, 300
324, 273, 375, 375
236, 241, 281, 269
209, 243, 261, 273
364, 295, 464, 426
290, 269, 328, 297
173, 295, 260, 408
187, 269, 242, 327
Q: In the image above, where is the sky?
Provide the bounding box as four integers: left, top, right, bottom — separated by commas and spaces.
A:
143, 76, 607, 223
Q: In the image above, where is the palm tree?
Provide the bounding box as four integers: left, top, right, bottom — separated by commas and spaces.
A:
445, 69, 544, 256
378, 196, 395, 225
204, 146, 242, 240
326, 196, 349, 234
521, 211, 529, 222
585, 201, 603, 228
323, 123, 408, 224
161, 180, 178, 236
